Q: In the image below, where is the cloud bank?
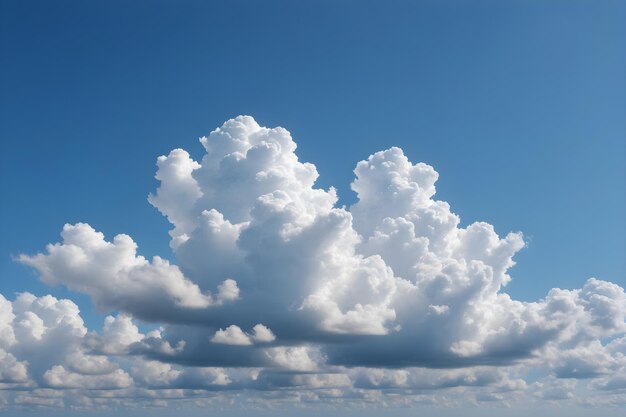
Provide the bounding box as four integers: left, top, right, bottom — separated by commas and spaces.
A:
4, 116, 625, 411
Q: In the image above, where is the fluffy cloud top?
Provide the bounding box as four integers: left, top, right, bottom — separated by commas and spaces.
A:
3, 116, 624, 412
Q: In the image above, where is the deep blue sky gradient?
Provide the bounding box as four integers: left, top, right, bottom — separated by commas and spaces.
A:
1, 0, 624, 329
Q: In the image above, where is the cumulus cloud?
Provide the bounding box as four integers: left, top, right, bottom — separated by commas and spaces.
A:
210, 323, 276, 346
211, 325, 253, 345
43, 365, 133, 389
4, 116, 625, 411
18, 223, 239, 321
0, 293, 126, 391
250, 324, 276, 343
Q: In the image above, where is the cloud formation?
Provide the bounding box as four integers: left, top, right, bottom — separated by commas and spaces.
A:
4, 116, 625, 411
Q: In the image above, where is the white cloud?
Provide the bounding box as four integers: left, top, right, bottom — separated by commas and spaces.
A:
130, 359, 181, 387
0, 292, 134, 394
211, 325, 253, 346
96, 314, 144, 354
43, 365, 132, 389
210, 324, 275, 346
148, 148, 203, 249
18, 223, 240, 321
250, 324, 276, 343
7, 116, 626, 411
0, 349, 28, 383
263, 346, 320, 371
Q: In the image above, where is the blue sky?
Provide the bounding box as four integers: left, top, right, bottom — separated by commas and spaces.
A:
0, 0, 625, 414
